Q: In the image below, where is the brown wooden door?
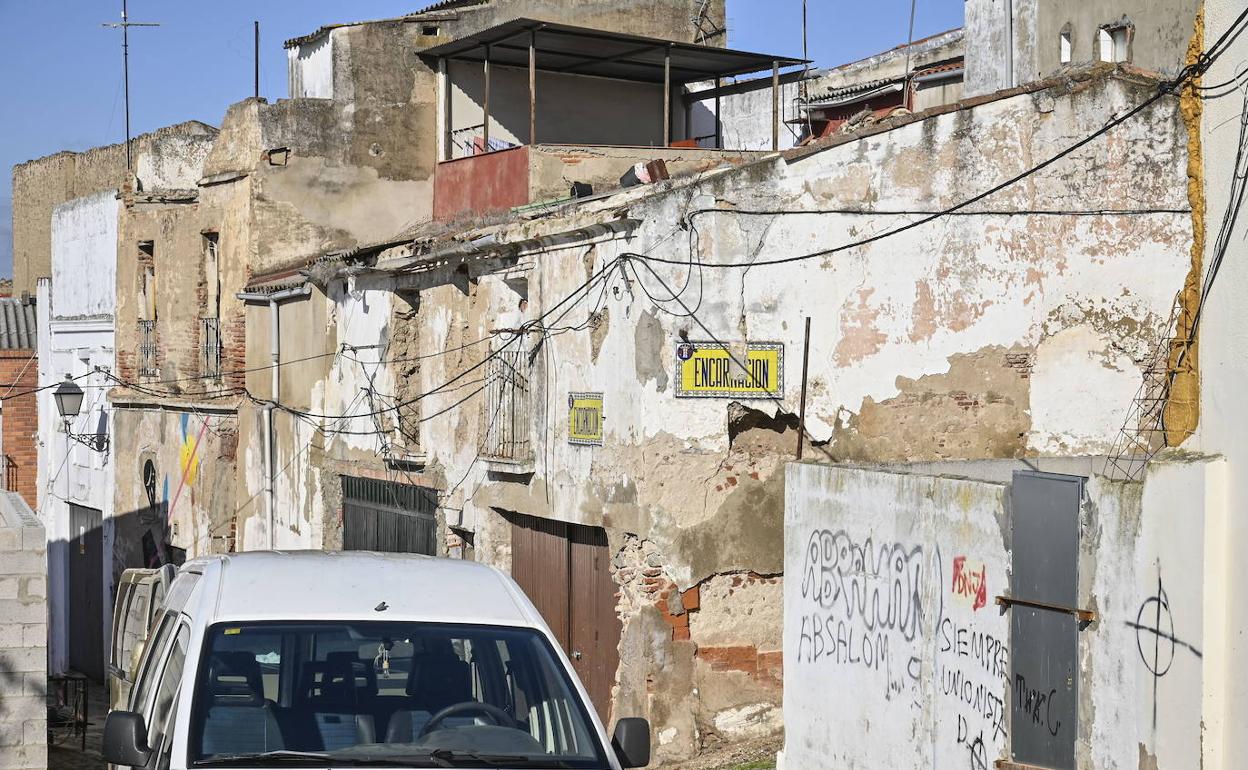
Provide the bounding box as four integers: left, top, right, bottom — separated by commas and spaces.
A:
507, 511, 620, 722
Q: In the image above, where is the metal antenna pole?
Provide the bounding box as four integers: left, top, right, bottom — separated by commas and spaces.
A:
255, 21, 260, 99
103, 0, 160, 170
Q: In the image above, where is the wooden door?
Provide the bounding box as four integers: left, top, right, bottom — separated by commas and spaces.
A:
507, 511, 620, 722
69, 504, 105, 681
568, 525, 621, 723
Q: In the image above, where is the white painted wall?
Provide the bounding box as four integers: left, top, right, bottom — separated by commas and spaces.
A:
782, 463, 1010, 769
287, 33, 334, 99
1191, 1, 1248, 765
687, 74, 805, 151
781, 458, 1226, 769
39, 194, 118, 676
51, 191, 117, 320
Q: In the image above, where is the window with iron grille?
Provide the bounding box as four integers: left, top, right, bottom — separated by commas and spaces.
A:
201, 317, 222, 381
138, 320, 158, 378
481, 348, 533, 462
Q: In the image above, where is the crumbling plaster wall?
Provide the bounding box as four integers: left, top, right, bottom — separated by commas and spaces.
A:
281, 70, 1193, 759
110, 407, 238, 559
449, 0, 727, 45
10, 122, 217, 295
781, 457, 1226, 770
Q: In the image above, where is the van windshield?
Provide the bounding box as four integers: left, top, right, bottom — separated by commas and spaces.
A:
188, 622, 608, 768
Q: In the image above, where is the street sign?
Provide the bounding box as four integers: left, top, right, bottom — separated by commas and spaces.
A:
568, 392, 604, 446
674, 342, 783, 399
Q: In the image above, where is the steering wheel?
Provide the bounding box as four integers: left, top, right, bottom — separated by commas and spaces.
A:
420, 702, 517, 736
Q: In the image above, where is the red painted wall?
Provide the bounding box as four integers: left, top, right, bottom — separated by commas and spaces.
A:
433, 145, 531, 222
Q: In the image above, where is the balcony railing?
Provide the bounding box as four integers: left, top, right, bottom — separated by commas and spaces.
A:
137, 320, 158, 378
201, 317, 222, 381
481, 348, 533, 463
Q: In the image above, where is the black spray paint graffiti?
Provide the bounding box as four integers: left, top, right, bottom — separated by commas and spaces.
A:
797, 529, 926, 698
800, 529, 926, 640
1123, 568, 1203, 730
956, 715, 989, 770
1013, 673, 1062, 737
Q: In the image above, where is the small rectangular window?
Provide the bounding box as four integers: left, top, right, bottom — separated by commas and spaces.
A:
1060, 30, 1072, 64
1098, 26, 1130, 63
422, 24, 439, 36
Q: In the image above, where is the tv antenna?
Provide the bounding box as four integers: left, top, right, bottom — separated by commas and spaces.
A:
103, 0, 160, 170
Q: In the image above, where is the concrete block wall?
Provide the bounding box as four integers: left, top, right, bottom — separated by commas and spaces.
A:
0, 492, 47, 770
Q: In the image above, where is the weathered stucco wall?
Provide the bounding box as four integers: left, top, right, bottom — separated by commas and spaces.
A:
10, 122, 216, 296
245, 68, 1197, 760
782, 457, 1226, 770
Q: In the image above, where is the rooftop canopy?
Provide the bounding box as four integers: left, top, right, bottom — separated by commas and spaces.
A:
420, 18, 807, 83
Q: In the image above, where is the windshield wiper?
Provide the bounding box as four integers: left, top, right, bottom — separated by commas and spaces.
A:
195, 750, 418, 767
427, 750, 574, 768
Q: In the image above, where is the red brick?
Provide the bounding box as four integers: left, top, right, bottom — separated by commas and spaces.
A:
681, 586, 700, 611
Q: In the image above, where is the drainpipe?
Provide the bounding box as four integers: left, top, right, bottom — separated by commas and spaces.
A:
236, 285, 312, 549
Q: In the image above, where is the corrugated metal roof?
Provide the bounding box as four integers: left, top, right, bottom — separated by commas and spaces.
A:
0, 299, 37, 350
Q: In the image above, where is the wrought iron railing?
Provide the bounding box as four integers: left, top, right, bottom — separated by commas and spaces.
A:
201, 317, 222, 381
481, 348, 533, 462
137, 320, 158, 378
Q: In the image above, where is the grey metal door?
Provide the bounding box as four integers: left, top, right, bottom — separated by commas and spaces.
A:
69, 504, 105, 681
1009, 471, 1083, 770
342, 476, 438, 554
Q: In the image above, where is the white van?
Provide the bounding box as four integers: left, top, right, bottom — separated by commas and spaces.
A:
104, 551, 650, 770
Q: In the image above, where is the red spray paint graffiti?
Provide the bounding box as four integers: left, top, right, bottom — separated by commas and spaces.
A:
951, 556, 988, 612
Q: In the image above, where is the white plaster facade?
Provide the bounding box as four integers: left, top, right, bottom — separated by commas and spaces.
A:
37, 190, 118, 676
781, 458, 1227, 770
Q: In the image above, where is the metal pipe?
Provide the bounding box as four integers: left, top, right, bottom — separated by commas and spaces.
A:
528, 30, 536, 145
714, 76, 721, 149
796, 316, 811, 459
771, 60, 780, 151
1005, 0, 1014, 88
254, 21, 260, 100
235, 284, 311, 549
663, 46, 671, 147
483, 44, 491, 151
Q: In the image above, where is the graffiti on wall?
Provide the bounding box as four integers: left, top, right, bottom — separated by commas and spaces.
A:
796, 529, 925, 698
936, 553, 1009, 761
167, 412, 208, 517
1123, 567, 1203, 729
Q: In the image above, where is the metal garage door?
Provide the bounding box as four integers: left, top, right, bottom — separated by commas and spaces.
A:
341, 476, 438, 555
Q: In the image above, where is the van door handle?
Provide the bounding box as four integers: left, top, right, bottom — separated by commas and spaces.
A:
572, 650, 583, 660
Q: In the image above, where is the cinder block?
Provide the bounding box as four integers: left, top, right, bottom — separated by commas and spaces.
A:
0, 625, 21, 648
21, 672, 45, 696
0, 600, 42, 624
20, 623, 44, 648
0, 645, 43, 673
20, 529, 45, 553
0, 577, 19, 600
0, 696, 44, 722
18, 577, 44, 603
21, 718, 45, 747
0, 531, 19, 552
0, 720, 23, 747
0, 552, 42, 576
0, 741, 48, 770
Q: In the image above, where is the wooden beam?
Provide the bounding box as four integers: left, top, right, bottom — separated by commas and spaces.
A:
663, 46, 671, 147
483, 44, 491, 151
528, 30, 536, 145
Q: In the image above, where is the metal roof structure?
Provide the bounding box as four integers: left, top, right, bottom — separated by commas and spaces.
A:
0, 298, 37, 350
420, 18, 807, 83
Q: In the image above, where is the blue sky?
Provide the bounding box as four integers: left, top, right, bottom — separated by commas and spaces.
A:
0, 0, 963, 279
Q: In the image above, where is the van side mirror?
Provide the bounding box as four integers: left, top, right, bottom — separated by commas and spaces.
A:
612, 717, 650, 768
103, 710, 152, 767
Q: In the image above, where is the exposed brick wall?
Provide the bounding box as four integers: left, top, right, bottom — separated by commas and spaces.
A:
0, 351, 39, 508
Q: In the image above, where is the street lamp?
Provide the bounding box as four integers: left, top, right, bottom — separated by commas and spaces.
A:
53, 377, 108, 452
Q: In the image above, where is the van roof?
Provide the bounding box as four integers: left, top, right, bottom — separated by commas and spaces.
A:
184, 551, 542, 628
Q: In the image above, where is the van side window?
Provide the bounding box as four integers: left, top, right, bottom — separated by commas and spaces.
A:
147, 624, 191, 762
130, 612, 176, 712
